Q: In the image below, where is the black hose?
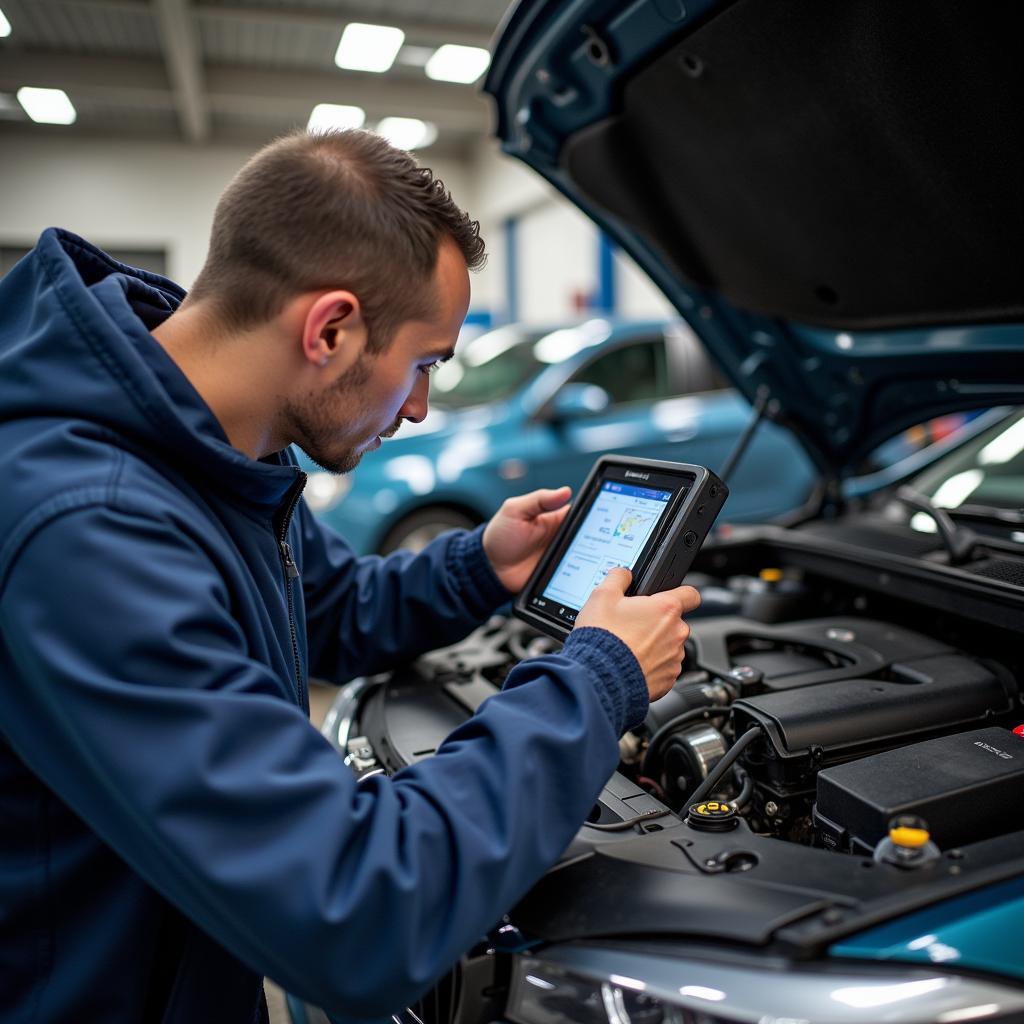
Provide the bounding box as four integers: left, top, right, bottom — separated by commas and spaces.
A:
641, 705, 732, 777
686, 727, 764, 807
733, 766, 754, 811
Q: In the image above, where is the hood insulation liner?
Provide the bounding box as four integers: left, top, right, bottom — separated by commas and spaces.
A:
563, 0, 1023, 330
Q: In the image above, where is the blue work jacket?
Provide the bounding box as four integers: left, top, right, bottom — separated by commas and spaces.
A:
0, 229, 648, 1023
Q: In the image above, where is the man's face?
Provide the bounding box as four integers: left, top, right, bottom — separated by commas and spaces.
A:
286, 239, 470, 474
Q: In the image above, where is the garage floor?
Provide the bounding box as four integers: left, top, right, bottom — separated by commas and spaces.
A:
265, 680, 342, 1024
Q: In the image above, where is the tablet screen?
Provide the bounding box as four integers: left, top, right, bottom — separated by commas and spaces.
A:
528, 477, 685, 628
516, 457, 721, 638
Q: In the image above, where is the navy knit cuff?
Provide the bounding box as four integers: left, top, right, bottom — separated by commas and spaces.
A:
445, 525, 514, 619
561, 627, 650, 735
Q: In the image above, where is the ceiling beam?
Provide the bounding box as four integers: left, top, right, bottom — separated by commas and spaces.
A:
49, 0, 151, 13
206, 66, 490, 131
0, 118, 478, 158
53, 0, 495, 50
153, 0, 209, 142
194, 3, 493, 50
0, 53, 170, 102
0, 52, 492, 132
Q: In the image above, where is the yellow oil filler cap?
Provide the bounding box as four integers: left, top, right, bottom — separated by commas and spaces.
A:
687, 800, 738, 832
889, 824, 931, 848
758, 568, 784, 583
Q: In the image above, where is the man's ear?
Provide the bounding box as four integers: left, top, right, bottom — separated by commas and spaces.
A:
299, 290, 366, 369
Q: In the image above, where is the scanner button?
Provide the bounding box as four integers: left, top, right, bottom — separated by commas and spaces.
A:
683, 531, 698, 547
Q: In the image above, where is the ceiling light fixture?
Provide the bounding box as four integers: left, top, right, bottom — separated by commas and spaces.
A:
0, 7, 12, 37
335, 23, 405, 73
307, 103, 366, 133
17, 87, 76, 125
424, 44, 491, 84
376, 117, 437, 151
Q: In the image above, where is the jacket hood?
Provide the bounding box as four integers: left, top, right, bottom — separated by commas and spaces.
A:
0, 229, 298, 509
484, 0, 1024, 476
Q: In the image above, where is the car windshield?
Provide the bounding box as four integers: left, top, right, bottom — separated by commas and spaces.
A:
909, 409, 1024, 517
430, 326, 551, 409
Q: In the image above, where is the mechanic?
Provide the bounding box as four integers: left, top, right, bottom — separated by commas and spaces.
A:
0, 129, 700, 1023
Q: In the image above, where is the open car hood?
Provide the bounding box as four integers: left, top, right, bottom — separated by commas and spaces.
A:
483, 0, 1024, 476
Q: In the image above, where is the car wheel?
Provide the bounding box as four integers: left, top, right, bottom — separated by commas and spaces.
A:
379, 507, 479, 554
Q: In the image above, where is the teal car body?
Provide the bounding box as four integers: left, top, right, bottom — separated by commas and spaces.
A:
831, 875, 1024, 982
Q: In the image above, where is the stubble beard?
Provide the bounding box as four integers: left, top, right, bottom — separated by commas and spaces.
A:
284, 354, 401, 474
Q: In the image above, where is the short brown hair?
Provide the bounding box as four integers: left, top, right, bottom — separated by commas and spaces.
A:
188, 129, 486, 348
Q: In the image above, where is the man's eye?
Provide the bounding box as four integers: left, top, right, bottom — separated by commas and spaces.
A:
418, 361, 440, 376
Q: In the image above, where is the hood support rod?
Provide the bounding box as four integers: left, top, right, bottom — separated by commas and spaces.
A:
719, 384, 774, 483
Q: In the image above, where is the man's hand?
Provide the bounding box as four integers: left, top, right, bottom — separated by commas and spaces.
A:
482, 486, 572, 594
575, 567, 701, 702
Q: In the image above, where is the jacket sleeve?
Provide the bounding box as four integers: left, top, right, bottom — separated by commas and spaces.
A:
0, 502, 649, 1022
297, 499, 512, 682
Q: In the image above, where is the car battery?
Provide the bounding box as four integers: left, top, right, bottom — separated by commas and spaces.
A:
814, 726, 1024, 854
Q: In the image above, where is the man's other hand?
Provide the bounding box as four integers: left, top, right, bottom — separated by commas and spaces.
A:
575, 568, 701, 702
482, 486, 572, 594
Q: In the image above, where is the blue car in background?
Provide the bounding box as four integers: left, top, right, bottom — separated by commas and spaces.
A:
300, 318, 816, 553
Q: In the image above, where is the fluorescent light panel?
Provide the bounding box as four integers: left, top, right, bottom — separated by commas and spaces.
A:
424, 44, 491, 84
307, 103, 365, 132
376, 117, 437, 151
0, 7, 11, 37
335, 23, 405, 73
17, 87, 76, 125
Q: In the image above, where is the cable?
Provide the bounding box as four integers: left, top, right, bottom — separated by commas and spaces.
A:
583, 808, 672, 832
686, 727, 764, 807
641, 705, 732, 776
733, 766, 754, 811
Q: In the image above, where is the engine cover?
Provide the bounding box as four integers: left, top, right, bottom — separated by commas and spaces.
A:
690, 616, 957, 692
708, 618, 1018, 795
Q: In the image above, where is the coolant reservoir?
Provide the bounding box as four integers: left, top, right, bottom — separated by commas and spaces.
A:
873, 815, 941, 869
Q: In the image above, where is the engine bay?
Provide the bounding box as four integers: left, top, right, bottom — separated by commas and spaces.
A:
337, 528, 1024, 958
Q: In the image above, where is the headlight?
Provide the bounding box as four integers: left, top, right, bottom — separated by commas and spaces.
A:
506, 947, 1024, 1024
304, 471, 352, 513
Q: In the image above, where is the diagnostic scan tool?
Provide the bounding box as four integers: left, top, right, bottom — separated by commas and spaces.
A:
514, 456, 728, 639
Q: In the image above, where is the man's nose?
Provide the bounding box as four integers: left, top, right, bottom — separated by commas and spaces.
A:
398, 372, 429, 423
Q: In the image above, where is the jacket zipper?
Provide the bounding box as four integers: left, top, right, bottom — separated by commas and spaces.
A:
277, 473, 307, 709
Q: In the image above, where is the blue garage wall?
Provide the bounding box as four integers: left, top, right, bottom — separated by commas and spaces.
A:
596, 232, 617, 315
504, 215, 519, 324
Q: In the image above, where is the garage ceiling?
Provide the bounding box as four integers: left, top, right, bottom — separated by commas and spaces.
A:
0, 0, 509, 155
